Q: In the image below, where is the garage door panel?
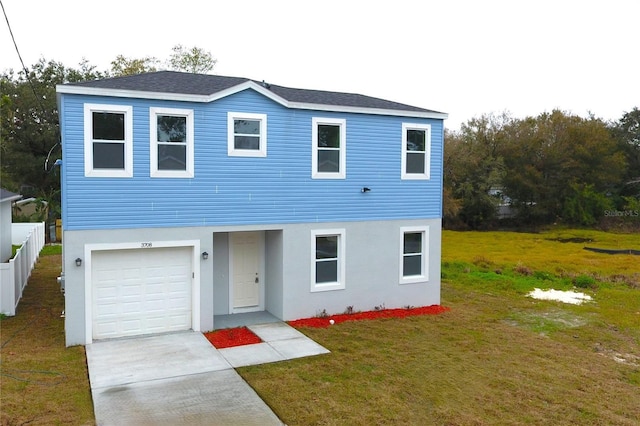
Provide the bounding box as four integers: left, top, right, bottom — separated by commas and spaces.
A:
123, 268, 141, 278
145, 317, 166, 329
121, 284, 142, 296
121, 319, 143, 333
168, 316, 189, 328
121, 300, 143, 312
92, 247, 192, 340
95, 285, 117, 298
147, 269, 166, 279
145, 282, 165, 296
95, 323, 117, 338
95, 302, 118, 314
167, 299, 187, 310
145, 300, 165, 311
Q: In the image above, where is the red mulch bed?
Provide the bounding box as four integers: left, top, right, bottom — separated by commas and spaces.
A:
204, 327, 262, 349
288, 305, 450, 328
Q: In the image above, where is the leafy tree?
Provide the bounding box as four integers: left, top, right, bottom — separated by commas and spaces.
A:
110, 55, 159, 76
562, 183, 614, 226
68, 58, 109, 81
443, 114, 509, 229
444, 110, 628, 228
612, 107, 640, 197
501, 110, 626, 224
168, 44, 216, 74
0, 58, 103, 218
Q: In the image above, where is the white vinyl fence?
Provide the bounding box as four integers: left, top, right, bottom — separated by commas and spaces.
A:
0, 222, 45, 316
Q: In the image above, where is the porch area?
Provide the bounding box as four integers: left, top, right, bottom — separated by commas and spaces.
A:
214, 311, 281, 329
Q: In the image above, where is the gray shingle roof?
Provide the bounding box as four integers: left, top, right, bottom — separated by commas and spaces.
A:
0, 188, 22, 203
64, 71, 442, 114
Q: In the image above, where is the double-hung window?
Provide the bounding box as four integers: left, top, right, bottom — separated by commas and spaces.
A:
150, 107, 194, 178
311, 229, 346, 292
400, 226, 429, 284
312, 117, 346, 179
401, 123, 431, 179
228, 112, 267, 157
84, 104, 133, 177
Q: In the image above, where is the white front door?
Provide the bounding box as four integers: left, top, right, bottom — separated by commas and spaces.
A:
230, 232, 263, 312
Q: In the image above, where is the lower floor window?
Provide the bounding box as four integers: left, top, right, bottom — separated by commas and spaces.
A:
400, 226, 429, 284
311, 229, 345, 292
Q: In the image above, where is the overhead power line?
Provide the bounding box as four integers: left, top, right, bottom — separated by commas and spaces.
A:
1, 0, 61, 171
0, 0, 29, 76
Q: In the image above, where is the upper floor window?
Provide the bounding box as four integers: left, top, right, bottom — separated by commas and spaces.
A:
311, 229, 346, 292
312, 117, 346, 179
228, 112, 267, 157
399, 226, 429, 284
150, 107, 194, 178
401, 123, 431, 180
84, 104, 133, 177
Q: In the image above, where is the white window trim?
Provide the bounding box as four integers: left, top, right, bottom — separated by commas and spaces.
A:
399, 225, 429, 284
227, 112, 267, 157
310, 228, 346, 292
312, 117, 346, 179
84, 103, 133, 178
150, 107, 194, 178
401, 123, 431, 180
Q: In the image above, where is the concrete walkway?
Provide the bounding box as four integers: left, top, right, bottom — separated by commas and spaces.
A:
86, 323, 329, 425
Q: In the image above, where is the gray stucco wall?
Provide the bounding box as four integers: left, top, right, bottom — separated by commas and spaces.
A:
212, 232, 230, 315
265, 230, 284, 318
63, 219, 441, 346
279, 219, 441, 320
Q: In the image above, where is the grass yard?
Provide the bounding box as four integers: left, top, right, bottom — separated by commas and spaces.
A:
239, 229, 640, 425
0, 249, 94, 426
1, 230, 638, 425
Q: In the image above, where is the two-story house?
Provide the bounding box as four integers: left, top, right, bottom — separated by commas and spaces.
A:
56, 71, 447, 346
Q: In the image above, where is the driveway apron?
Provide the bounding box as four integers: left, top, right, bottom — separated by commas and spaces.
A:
86, 331, 285, 426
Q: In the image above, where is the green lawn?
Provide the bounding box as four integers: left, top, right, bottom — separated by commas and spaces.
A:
0, 249, 94, 426
1, 232, 638, 425
239, 229, 640, 425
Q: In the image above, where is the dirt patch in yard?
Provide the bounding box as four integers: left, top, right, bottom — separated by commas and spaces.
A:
505, 309, 589, 336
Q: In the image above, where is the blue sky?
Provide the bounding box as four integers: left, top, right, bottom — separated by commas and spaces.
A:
2, 0, 638, 130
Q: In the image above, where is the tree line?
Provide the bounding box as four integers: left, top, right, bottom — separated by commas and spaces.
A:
444, 109, 640, 230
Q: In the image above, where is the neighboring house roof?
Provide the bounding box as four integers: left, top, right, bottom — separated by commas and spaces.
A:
0, 188, 22, 203
57, 71, 447, 119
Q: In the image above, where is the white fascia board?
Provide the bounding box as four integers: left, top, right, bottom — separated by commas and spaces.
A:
55, 81, 289, 105
56, 82, 448, 119
289, 102, 449, 120
220, 81, 290, 106
2, 194, 23, 203
56, 84, 211, 102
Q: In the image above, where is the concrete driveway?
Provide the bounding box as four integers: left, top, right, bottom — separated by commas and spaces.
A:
86, 331, 283, 425
86, 324, 329, 425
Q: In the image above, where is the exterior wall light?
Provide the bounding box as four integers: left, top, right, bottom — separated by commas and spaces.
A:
202, 252, 209, 260
75, 258, 82, 267
361, 187, 371, 193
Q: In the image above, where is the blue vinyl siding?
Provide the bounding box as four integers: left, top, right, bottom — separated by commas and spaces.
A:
61, 89, 443, 230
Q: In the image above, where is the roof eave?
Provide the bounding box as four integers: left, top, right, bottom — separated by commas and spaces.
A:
56, 82, 448, 119
289, 102, 448, 119
1, 194, 23, 203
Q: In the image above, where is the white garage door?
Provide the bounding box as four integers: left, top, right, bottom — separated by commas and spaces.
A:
91, 247, 193, 340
